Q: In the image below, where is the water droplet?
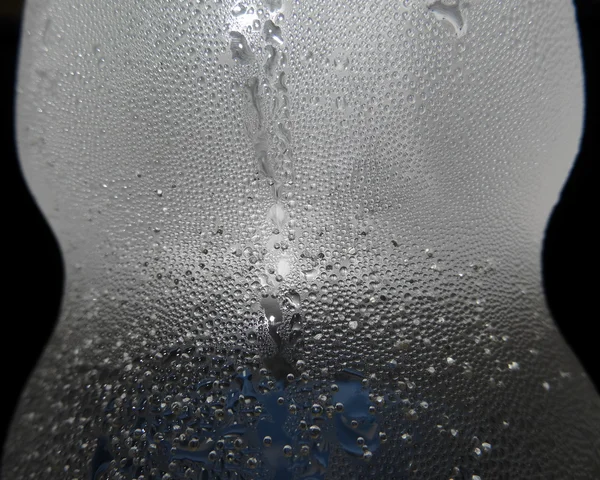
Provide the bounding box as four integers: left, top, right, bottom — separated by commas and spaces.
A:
508, 361, 520, 371
231, 3, 247, 16
333, 56, 350, 71
428, 0, 467, 38
284, 290, 301, 308
542, 381, 550, 391
263, 20, 284, 45
265, 0, 283, 12
261, 295, 282, 325
229, 32, 254, 64
267, 202, 288, 229
303, 268, 319, 281
335, 96, 347, 111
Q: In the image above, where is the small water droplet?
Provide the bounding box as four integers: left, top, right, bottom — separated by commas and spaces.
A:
508, 361, 520, 371
542, 381, 550, 391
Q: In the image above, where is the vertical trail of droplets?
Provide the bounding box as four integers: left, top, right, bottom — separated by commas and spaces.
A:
230, 2, 296, 363
236, 9, 293, 230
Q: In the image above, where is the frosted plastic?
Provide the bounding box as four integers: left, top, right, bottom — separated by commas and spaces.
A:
5, 0, 600, 478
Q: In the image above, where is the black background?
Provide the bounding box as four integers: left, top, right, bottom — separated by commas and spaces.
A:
1, 0, 598, 464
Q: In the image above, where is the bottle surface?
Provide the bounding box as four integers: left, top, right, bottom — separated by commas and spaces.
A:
5, 0, 600, 478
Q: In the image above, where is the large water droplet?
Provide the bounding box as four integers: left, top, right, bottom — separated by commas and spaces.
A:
284, 290, 301, 308
264, 20, 284, 45
229, 31, 254, 64
261, 295, 283, 325
231, 2, 247, 16
264, 45, 278, 76
267, 202, 288, 229
428, 0, 466, 37
264, 0, 283, 12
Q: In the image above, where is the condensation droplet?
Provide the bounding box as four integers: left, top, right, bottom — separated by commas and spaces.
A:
428, 0, 467, 38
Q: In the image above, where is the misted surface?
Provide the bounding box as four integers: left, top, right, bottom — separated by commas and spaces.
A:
5, 0, 600, 479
